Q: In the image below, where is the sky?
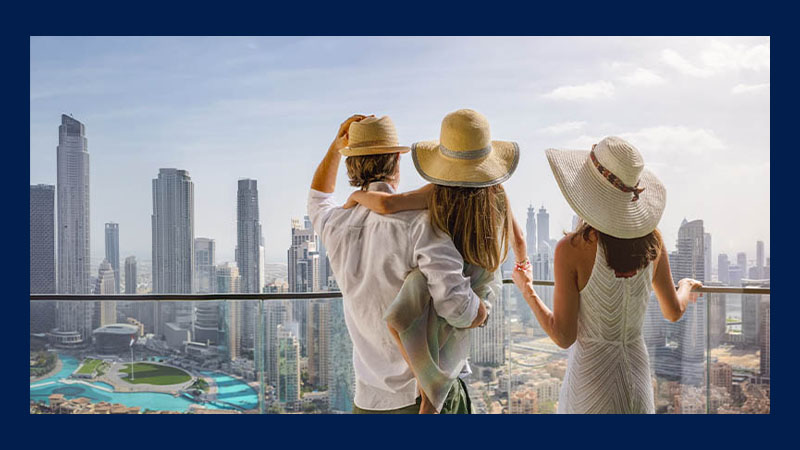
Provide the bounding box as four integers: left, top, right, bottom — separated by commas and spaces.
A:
30, 36, 770, 266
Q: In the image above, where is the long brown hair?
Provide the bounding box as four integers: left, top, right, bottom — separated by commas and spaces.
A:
570, 219, 662, 273
428, 184, 510, 272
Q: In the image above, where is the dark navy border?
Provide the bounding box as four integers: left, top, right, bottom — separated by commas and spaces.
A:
7, 0, 784, 447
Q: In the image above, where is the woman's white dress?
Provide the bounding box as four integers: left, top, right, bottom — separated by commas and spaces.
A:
557, 245, 656, 414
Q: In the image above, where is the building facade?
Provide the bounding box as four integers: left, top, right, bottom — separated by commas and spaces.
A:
104, 223, 120, 293
30, 184, 56, 334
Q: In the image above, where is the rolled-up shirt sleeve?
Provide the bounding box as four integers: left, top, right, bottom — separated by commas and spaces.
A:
307, 189, 338, 235
410, 215, 480, 328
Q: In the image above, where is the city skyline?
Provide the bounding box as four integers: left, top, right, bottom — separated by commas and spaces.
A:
30, 37, 770, 263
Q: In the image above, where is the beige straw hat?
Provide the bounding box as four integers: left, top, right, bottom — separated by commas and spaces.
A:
412, 109, 519, 187
546, 136, 666, 239
339, 115, 411, 156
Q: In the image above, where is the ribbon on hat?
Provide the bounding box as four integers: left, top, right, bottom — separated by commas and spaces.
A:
590, 150, 645, 202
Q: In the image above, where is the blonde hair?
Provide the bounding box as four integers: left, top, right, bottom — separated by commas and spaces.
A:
428, 184, 510, 272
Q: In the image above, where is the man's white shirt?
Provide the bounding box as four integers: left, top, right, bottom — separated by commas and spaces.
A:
307, 182, 480, 410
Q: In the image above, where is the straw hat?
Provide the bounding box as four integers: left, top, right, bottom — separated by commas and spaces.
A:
339, 115, 411, 157
545, 136, 666, 239
412, 109, 519, 187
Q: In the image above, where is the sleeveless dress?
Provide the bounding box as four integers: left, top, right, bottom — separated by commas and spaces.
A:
557, 245, 655, 414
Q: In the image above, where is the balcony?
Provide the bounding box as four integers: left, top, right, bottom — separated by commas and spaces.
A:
29, 281, 770, 414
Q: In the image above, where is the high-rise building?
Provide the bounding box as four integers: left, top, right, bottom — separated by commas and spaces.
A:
54, 115, 92, 347
742, 280, 767, 346
30, 184, 56, 334
124, 256, 137, 294
288, 216, 320, 356
276, 324, 301, 407
703, 233, 712, 284
655, 219, 706, 385
717, 254, 730, 284
737, 252, 747, 276
265, 301, 291, 387
756, 241, 765, 272
237, 179, 263, 352
151, 168, 194, 338
327, 284, 355, 412
306, 299, 330, 389
706, 281, 727, 347
760, 294, 770, 379
216, 262, 241, 360
470, 284, 506, 366
525, 204, 537, 258
193, 238, 219, 345
728, 265, 744, 286
94, 260, 117, 327
104, 223, 120, 293
194, 238, 216, 293
536, 206, 550, 256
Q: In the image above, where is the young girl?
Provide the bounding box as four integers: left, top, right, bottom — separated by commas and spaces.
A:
343, 109, 530, 413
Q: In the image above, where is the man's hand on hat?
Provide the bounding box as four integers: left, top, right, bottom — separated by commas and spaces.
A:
331, 114, 373, 152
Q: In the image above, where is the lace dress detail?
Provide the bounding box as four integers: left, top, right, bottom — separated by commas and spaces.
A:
557, 245, 655, 414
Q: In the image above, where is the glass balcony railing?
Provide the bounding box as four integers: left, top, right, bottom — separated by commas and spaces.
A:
29, 281, 769, 414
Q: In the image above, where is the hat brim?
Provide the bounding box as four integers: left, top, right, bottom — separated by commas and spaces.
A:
412, 140, 519, 188
339, 145, 410, 157
545, 148, 666, 239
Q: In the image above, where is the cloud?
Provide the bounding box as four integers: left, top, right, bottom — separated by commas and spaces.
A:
620, 68, 666, 86
538, 121, 586, 134
662, 40, 770, 78
661, 49, 714, 77
731, 83, 770, 94
543, 81, 614, 100
565, 126, 726, 160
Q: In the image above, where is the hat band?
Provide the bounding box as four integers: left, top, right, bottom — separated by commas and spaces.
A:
590, 150, 645, 202
349, 139, 398, 149
439, 144, 491, 160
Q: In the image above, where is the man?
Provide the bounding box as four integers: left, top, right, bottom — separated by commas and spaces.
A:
308, 114, 487, 413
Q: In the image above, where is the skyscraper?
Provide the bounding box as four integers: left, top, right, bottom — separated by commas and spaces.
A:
470, 284, 506, 366
30, 184, 56, 334
55, 115, 92, 347
237, 179, 263, 352
525, 204, 537, 258
760, 293, 770, 379
94, 260, 117, 327
194, 238, 219, 345
276, 324, 301, 407
703, 233, 712, 285
717, 254, 730, 284
216, 262, 242, 360
194, 238, 216, 293
327, 285, 355, 412
756, 241, 764, 271
288, 216, 320, 356
657, 219, 706, 385
536, 206, 550, 256
152, 168, 194, 337
104, 223, 120, 293
306, 299, 330, 389
737, 252, 747, 276
124, 256, 137, 294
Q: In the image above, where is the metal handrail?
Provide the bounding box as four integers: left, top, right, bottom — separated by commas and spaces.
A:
29, 280, 770, 301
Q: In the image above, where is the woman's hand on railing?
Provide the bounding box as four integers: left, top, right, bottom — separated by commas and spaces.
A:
677, 278, 703, 304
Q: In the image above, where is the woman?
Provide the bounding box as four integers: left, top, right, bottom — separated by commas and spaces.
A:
344, 109, 528, 413
512, 136, 702, 413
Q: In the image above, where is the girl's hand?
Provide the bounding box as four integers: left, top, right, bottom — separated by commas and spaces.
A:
678, 278, 703, 302
343, 191, 361, 209
512, 259, 534, 295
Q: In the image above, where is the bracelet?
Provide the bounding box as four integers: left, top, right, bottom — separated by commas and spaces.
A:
514, 258, 531, 271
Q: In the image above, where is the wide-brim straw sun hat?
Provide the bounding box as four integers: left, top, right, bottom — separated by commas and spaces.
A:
339, 115, 411, 157
412, 109, 519, 187
546, 136, 666, 239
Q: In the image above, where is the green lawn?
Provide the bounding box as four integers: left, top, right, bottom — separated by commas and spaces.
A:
119, 363, 191, 385
77, 358, 103, 375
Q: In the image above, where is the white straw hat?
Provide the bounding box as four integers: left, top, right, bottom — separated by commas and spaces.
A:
545, 136, 666, 239
412, 109, 519, 187
339, 115, 411, 156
